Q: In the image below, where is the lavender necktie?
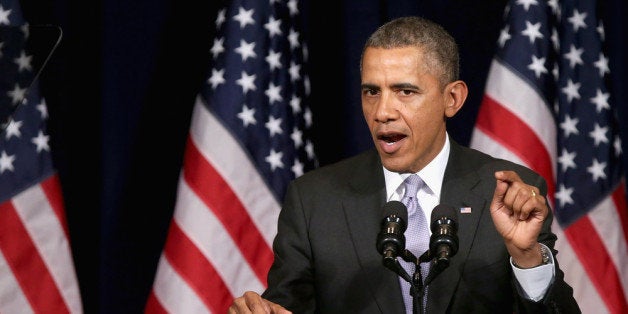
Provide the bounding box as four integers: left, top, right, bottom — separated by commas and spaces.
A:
399, 174, 430, 314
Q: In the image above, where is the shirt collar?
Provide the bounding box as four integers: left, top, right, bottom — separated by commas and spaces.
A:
383, 134, 450, 201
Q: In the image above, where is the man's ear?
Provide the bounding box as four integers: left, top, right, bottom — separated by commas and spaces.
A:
444, 80, 468, 118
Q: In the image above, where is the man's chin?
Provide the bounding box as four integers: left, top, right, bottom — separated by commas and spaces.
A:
380, 156, 411, 174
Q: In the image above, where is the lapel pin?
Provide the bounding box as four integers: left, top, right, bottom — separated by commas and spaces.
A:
460, 207, 472, 214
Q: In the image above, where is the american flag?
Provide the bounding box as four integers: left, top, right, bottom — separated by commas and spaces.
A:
470, 0, 627, 313
0, 0, 83, 313
145, 0, 317, 312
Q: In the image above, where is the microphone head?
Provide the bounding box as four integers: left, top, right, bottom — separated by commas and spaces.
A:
430, 204, 458, 232
381, 200, 408, 225
376, 201, 408, 257
430, 204, 457, 223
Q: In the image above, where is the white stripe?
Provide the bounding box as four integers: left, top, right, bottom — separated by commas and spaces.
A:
174, 176, 266, 297
588, 196, 628, 301
152, 253, 210, 314
552, 219, 609, 314
190, 96, 280, 247
12, 184, 83, 313
469, 128, 528, 167
483, 59, 557, 178
0, 249, 34, 314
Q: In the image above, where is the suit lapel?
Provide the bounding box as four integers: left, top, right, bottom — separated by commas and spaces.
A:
427, 141, 489, 312
342, 150, 406, 313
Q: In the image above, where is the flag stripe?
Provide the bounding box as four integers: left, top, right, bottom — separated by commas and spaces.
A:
173, 177, 266, 296
469, 129, 527, 166
13, 178, 82, 313
40, 174, 69, 237
483, 59, 557, 169
144, 291, 169, 314
149, 255, 211, 314
590, 186, 628, 302
0, 200, 69, 314
474, 94, 555, 197
612, 183, 628, 243
590, 186, 628, 275
189, 96, 280, 246
0, 250, 34, 314
553, 220, 608, 313
164, 221, 229, 313
564, 213, 628, 313
150, 172, 266, 312
184, 125, 274, 282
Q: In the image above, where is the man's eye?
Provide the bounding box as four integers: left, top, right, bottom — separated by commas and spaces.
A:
399, 89, 415, 96
364, 89, 379, 96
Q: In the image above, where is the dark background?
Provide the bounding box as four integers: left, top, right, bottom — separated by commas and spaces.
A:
18, 0, 628, 313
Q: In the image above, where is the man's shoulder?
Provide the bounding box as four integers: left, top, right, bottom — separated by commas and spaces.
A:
452, 142, 543, 182
455, 144, 521, 166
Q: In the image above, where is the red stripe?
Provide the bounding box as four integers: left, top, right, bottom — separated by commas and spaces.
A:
564, 215, 628, 314
611, 182, 628, 245
0, 199, 70, 313
164, 221, 233, 313
183, 136, 274, 282
40, 174, 70, 237
475, 95, 555, 198
144, 289, 171, 314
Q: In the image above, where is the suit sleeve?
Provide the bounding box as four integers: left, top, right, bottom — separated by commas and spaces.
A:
512, 173, 581, 313
261, 180, 316, 313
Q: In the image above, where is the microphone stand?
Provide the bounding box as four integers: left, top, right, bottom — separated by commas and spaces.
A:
407, 250, 449, 314
403, 250, 428, 314
411, 267, 423, 314
383, 249, 450, 314
382, 249, 422, 313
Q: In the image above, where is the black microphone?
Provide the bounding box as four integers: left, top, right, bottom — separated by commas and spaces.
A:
376, 201, 408, 265
429, 204, 459, 270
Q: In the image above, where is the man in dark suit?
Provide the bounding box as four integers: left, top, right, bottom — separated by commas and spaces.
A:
229, 16, 580, 313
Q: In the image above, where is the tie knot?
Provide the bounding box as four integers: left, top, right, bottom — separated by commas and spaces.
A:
402, 174, 423, 199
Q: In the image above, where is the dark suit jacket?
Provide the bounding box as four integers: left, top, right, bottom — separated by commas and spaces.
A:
262, 140, 580, 313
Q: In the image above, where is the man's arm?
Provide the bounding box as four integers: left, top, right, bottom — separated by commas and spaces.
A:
490, 170, 581, 313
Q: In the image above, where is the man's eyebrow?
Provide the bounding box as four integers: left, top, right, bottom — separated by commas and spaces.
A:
390, 83, 419, 90
361, 83, 380, 90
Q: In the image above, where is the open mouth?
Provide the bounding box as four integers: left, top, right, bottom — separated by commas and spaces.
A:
379, 133, 406, 144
